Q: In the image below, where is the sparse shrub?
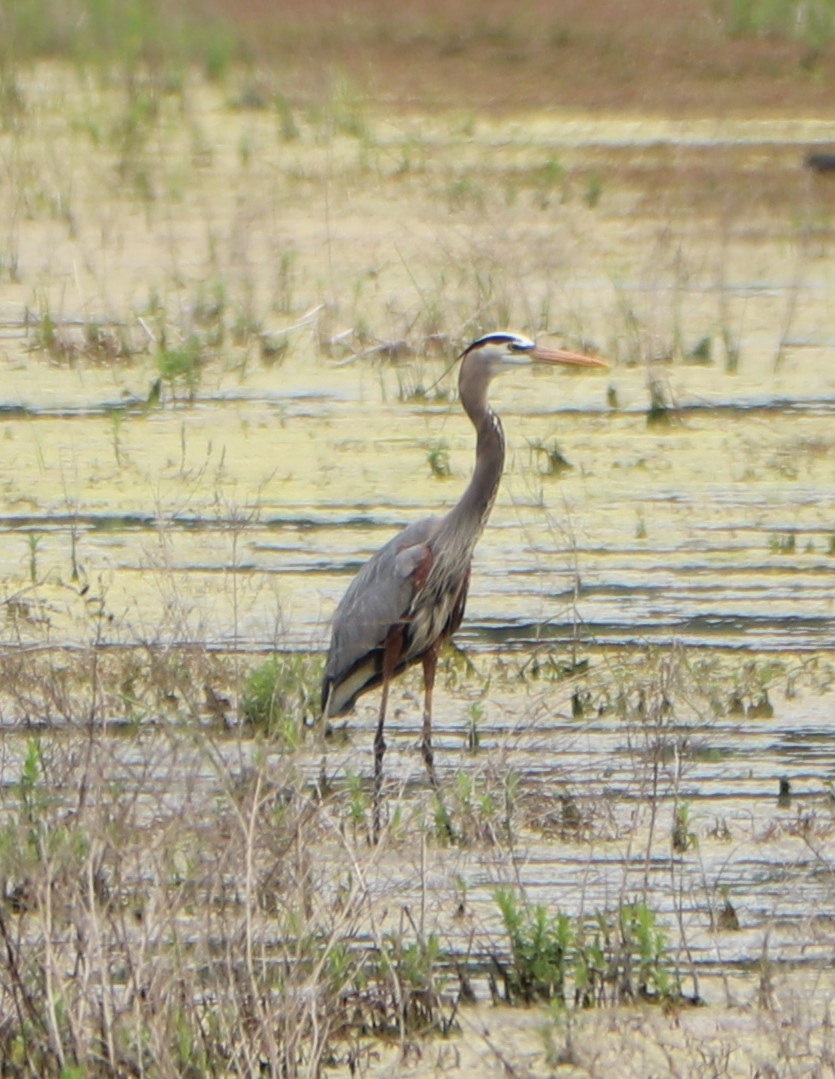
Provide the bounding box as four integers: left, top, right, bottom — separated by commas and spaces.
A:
275, 92, 300, 141
322, 929, 458, 1040
617, 902, 674, 1001
494, 890, 681, 1008
379, 931, 455, 1033
446, 174, 486, 212
345, 770, 368, 838
494, 887, 571, 1004
646, 376, 672, 426
26, 532, 41, 584
328, 78, 370, 140
529, 155, 566, 208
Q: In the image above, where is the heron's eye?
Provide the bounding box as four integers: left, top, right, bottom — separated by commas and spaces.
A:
508, 340, 530, 353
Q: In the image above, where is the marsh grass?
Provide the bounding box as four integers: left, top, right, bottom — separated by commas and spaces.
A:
1, 54, 829, 420
0, 630, 474, 1076
0, 719, 461, 1076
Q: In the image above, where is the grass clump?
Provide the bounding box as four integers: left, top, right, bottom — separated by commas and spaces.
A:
494, 887, 571, 1004
528, 436, 573, 476
156, 338, 204, 399
672, 801, 696, 853
240, 652, 322, 742
494, 889, 683, 1008
376, 930, 458, 1035
448, 770, 503, 846
426, 439, 451, 478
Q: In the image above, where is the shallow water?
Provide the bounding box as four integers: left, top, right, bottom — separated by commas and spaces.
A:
1, 375, 831, 656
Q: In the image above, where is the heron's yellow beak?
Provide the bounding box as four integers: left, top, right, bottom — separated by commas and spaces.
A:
529, 344, 608, 368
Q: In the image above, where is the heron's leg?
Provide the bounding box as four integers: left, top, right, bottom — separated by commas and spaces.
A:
373, 628, 402, 842
421, 645, 454, 841
372, 679, 389, 843
420, 646, 439, 788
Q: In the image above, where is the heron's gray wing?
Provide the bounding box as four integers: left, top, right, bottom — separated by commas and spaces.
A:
322, 517, 439, 715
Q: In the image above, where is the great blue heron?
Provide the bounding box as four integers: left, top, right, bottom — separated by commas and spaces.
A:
321, 331, 606, 831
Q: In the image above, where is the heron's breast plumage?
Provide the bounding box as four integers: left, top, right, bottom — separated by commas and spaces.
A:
402, 531, 475, 663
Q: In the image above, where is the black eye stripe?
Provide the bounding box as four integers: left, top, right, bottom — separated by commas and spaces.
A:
460, 332, 532, 357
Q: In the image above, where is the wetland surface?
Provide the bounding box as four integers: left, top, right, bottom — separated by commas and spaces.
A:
0, 67, 834, 1075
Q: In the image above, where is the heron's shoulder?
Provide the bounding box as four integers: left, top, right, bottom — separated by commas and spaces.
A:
335, 516, 440, 602
391, 515, 442, 548
357, 515, 439, 563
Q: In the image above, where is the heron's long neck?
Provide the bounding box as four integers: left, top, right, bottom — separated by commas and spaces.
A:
445, 399, 505, 544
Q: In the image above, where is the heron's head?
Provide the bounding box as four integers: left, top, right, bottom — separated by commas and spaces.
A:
460, 331, 607, 381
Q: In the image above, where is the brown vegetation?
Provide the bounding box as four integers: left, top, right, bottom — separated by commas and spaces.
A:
211, 0, 835, 115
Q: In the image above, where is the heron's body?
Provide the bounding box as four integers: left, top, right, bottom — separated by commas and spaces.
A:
322, 362, 504, 720
320, 331, 605, 836
320, 514, 455, 717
